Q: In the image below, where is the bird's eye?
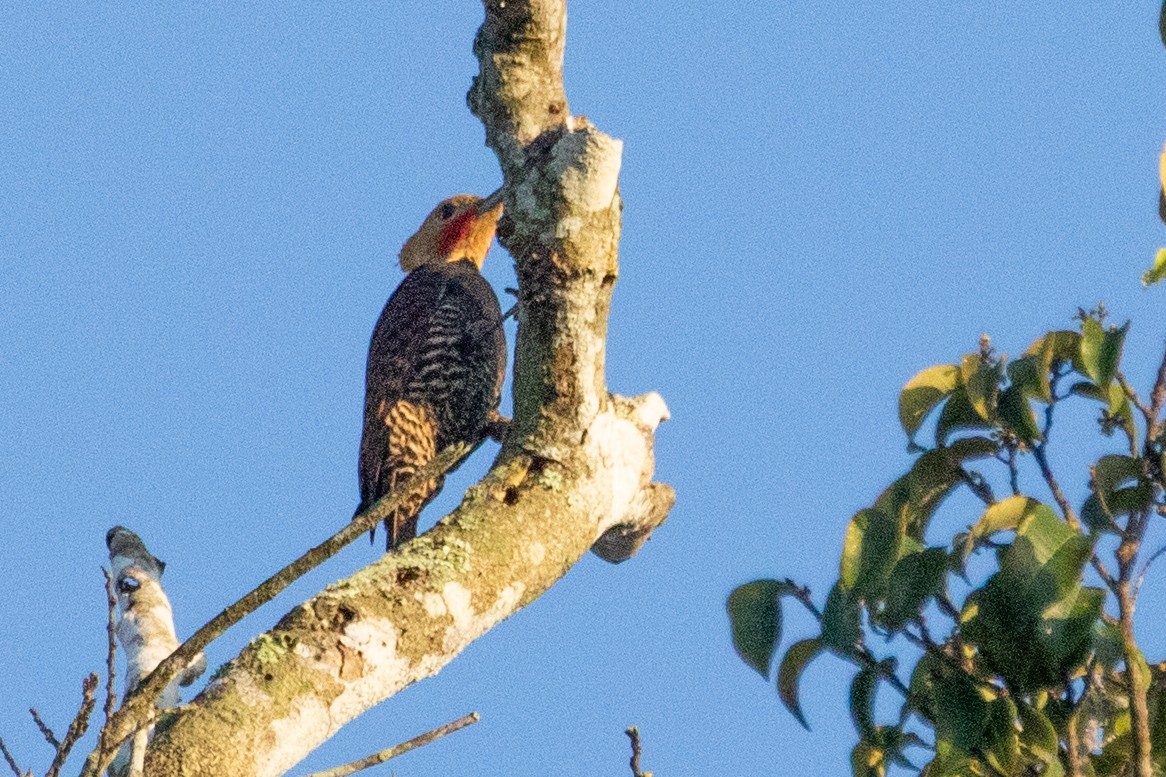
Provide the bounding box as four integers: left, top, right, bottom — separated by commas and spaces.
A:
438, 204, 456, 220
118, 576, 141, 594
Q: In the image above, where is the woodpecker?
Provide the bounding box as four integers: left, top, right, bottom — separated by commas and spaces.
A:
357, 193, 507, 550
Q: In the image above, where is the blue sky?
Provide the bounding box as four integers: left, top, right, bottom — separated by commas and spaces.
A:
2, 3, 1164, 775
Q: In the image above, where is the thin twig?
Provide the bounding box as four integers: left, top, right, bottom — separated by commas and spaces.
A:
29, 708, 60, 751
1146, 344, 1166, 442
783, 580, 822, 620
1034, 428, 1081, 530
100, 562, 118, 760
1005, 447, 1021, 496
297, 712, 480, 777
1134, 542, 1166, 599
1118, 372, 1155, 431
1092, 556, 1119, 595
81, 442, 476, 777
0, 739, 22, 777
957, 469, 995, 506
1033, 371, 1082, 529
1034, 442, 1079, 529
625, 727, 650, 777
935, 593, 961, 622
44, 673, 98, 777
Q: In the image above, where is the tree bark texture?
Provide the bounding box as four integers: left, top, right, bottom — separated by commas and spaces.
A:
137, 2, 672, 775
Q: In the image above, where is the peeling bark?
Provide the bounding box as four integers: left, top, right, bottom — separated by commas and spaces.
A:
135, 2, 672, 774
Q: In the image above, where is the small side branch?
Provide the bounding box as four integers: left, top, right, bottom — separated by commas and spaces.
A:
1033, 445, 1080, 530
1147, 343, 1166, 442
625, 727, 651, 777
297, 713, 479, 777
44, 674, 98, 777
0, 739, 23, 777
29, 709, 60, 751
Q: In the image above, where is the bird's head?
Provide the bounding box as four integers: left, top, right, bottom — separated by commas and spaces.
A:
398, 193, 504, 272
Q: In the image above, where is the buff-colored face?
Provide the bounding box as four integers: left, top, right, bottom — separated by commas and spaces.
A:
398, 194, 503, 272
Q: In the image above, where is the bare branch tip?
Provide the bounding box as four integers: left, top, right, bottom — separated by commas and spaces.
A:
0, 738, 23, 777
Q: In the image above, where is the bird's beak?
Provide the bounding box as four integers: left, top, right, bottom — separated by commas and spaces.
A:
478, 187, 505, 215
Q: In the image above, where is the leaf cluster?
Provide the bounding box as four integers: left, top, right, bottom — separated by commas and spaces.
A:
730, 315, 1166, 776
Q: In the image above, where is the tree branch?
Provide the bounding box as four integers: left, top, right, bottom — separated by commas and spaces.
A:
44, 674, 97, 777
116, 3, 671, 775
0, 739, 23, 777
297, 712, 479, 777
29, 709, 60, 752
625, 727, 651, 777
1146, 343, 1166, 442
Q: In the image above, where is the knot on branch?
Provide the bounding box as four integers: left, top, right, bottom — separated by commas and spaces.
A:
586, 392, 673, 563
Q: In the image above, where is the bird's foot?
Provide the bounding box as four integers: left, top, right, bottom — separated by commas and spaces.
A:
484, 411, 511, 442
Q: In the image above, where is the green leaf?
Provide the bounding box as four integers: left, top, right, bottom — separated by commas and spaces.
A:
944, 436, 999, 461
1080, 319, 1128, 388
935, 386, 995, 446
905, 451, 960, 538
778, 638, 823, 730
900, 365, 960, 440
879, 548, 949, 632
1091, 454, 1152, 521
873, 475, 910, 526
1080, 317, 1105, 383
850, 666, 878, 737
961, 354, 1000, 422
841, 510, 901, 598
1143, 247, 1166, 287
1092, 619, 1125, 669
890, 438, 997, 540
982, 697, 1020, 777
997, 384, 1042, 443
1024, 329, 1081, 364
1081, 494, 1119, 534
1041, 586, 1105, 672
1017, 701, 1058, 762
969, 495, 1043, 545
1007, 355, 1049, 403
822, 582, 862, 654
1161, 0, 1166, 48
727, 580, 792, 678
908, 653, 941, 725
1096, 733, 1134, 777
934, 668, 988, 754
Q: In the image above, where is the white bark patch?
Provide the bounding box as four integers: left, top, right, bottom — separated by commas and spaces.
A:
526, 542, 547, 566
420, 591, 448, 618
549, 126, 623, 216
584, 393, 670, 536
260, 697, 332, 777
441, 582, 475, 634
321, 617, 411, 731
440, 581, 526, 652
630, 392, 670, 429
